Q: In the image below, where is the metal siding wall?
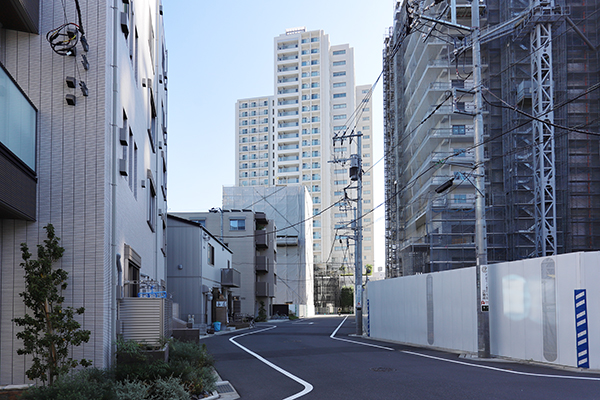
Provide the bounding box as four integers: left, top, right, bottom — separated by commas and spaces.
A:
369, 252, 600, 368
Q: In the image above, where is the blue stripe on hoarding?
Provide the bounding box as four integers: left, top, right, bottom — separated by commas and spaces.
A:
575, 289, 589, 369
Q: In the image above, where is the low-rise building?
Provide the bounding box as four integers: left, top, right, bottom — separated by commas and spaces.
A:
172, 210, 277, 319
166, 215, 237, 331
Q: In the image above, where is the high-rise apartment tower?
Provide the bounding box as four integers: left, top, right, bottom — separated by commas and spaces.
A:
236, 28, 374, 276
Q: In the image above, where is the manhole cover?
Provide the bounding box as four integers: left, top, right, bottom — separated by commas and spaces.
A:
371, 367, 396, 372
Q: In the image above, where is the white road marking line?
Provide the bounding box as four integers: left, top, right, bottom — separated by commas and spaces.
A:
229, 326, 314, 400
330, 316, 394, 351
403, 350, 600, 381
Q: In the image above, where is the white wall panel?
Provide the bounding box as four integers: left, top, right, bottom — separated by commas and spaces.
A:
370, 252, 600, 368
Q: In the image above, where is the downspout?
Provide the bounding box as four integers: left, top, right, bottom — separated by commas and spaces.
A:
110, 0, 120, 367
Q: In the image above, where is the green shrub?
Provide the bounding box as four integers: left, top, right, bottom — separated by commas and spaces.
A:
147, 377, 188, 400
114, 379, 148, 400
22, 368, 116, 400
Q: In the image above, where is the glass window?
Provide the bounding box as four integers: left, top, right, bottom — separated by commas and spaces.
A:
333, 82, 346, 88
229, 218, 246, 231
333, 114, 346, 120
333, 93, 346, 98
333, 61, 346, 66
0, 66, 36, 170
452, 125, 466, 135
332, 50, 346, 55
333, 104, 347, 109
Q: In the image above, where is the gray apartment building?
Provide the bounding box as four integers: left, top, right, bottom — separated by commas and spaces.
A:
0, 0, 168, 384
172, 210, 277, 319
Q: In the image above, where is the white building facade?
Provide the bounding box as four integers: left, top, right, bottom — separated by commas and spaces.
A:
235, 28, 374, 275
0, 0, 168, 384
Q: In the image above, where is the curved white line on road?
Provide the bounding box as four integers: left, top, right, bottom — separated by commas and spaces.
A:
229, 326, 314, 400
330, 316, 394, 351
403, 350, 600, 381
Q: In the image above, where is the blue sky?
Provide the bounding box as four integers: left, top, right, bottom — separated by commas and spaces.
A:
163, 1, 394, 266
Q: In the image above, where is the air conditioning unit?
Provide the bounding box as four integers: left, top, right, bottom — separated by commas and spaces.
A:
118, 298, 172, 346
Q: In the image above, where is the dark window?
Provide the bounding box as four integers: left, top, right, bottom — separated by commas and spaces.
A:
207, 243, 214, 265
229, 218, 246, 231
452, 125, 466, 135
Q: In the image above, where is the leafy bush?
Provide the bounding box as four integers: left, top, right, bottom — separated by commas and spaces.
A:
113, 338, 216, 396
147, 377, 188, 400
22, 368, 116, 400
114, 379, 148, 400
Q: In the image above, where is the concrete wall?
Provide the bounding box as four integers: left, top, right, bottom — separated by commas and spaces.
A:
368, 252, 600, 369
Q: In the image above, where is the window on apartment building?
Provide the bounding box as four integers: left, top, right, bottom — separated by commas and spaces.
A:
312, 174, 320, 180
333, 71, 346, 77
363, 135, 370, 139
313, 231, 321, 239
313, 220, 321, 227
362, 126, 370, 130
334, 191, 343, 196
312, 128, 320, 134
332, 50, 346, 55
334, 180, 347, 185
313, 196, 321, 204
147, 173, 156, 231
333, 93, 346, 98
207, 243, 215, 265
312, 185, 320, 192
311, 116, 320, 122
229, 218, 246, 231
303, 174, 311, 181
452, 125, 466, 135
333, 103, 347, 109
334, 169, 346, 174
312, 139, 320, 145
311, 71, 319, 76
454, 194, 467, 203
313, 208, 320, 215
333, 114, 346, 120
333, 82, 346, 88
311, 94, 320, 99
312, 150, 320, 157
312, 162, 320, 168
363, 144, 370, 148
311, 60, 319, 65
333, 61, 346, 66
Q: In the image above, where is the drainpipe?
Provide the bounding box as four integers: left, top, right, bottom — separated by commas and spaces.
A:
110, 0, 120, 367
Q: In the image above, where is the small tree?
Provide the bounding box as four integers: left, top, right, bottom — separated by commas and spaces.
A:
13, 224, 91, 385
340, 286, 354, 310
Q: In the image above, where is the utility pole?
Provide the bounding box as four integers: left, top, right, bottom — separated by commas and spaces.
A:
332, 130, 364, 336
472, 0, 491, 359
351, 134, 363, 336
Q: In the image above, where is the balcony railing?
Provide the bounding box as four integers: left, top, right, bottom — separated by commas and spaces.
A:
278, 66, 299, 73
278, 111, 299, 117
278, 122, 299, 128
277, 44, 298, 51
278, 144, 299, 150
278, 133, 299, 139
278, 167, 299, 173
278, 77, 298, 84
278, 100, 298, 106
278, 88, 298, 95
277, 55, 298, 62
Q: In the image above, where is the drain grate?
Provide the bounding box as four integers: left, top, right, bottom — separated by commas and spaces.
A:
216, 382, 235, 394
371, 367, 396, 372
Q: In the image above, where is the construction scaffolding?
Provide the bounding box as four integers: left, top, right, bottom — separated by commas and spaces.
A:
384, 0, 600, 276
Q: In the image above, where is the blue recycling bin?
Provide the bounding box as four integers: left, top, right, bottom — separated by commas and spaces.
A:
213, 322, 221, 332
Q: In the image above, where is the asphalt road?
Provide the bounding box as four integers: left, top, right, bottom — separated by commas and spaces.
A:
203, 316, 600, 399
